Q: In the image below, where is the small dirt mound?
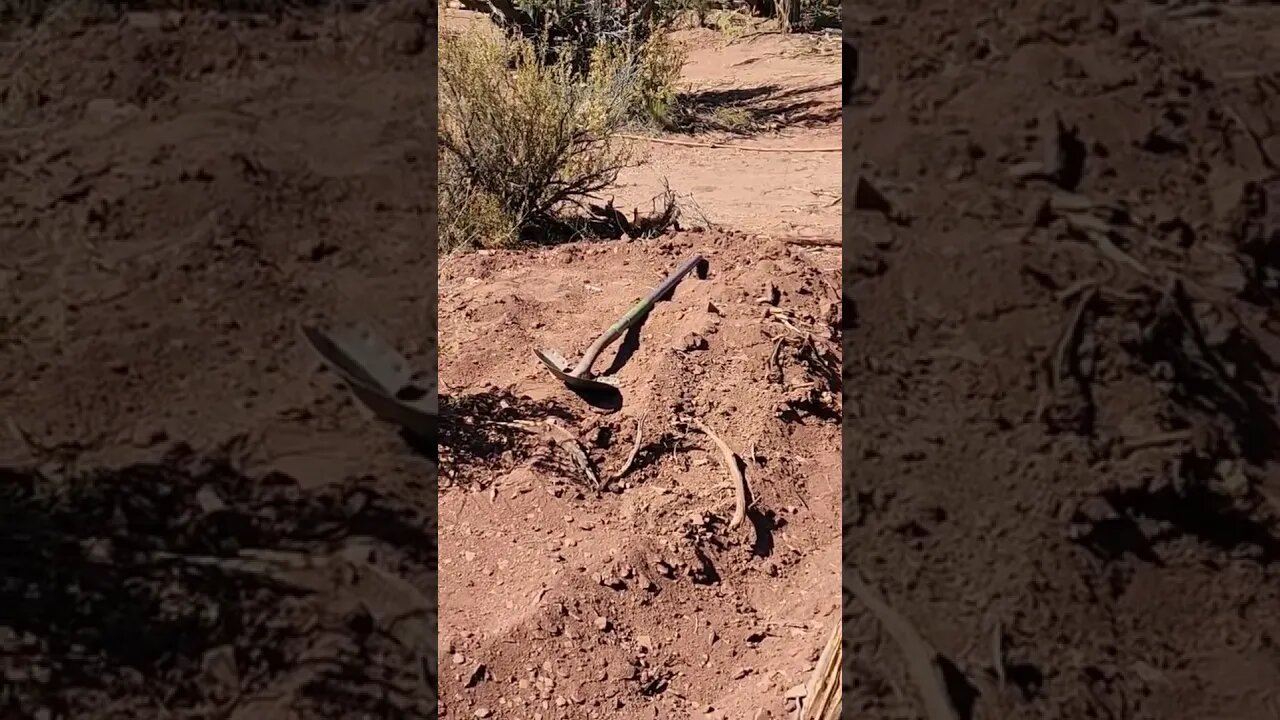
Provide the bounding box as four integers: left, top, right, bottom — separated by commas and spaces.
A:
438, 231, 841, 718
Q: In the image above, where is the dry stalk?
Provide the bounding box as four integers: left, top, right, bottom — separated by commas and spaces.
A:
799, 619, 842, 720
688, 416, 749, 530
846, 569, 960, 720
613, 413, 645, 480
542, 419, 600, 489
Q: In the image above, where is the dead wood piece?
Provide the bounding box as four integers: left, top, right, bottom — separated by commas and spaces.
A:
800, 620, 842, 720
992, 621, 1006, 687
1116, 429, 1194, 457
613, 413, 645, 481
779, 236, 841, 247
846, 570, 962, 720
1053, 285, 1099, 389
543, 420, 600, 489
1061, 213, 1154, 278
614, 133, 840, 153
688, 417, 749, 530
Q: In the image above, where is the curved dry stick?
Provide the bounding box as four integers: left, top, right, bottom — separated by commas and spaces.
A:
689, 417, 748, 529
846, 570, 960, 720
613, 413, 645, 481
543, 420, 599, 489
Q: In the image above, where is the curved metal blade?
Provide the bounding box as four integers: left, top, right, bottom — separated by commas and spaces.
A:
534, 349, 619, 393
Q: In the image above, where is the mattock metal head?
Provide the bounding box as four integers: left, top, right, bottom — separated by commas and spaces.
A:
534, 348, 620, 394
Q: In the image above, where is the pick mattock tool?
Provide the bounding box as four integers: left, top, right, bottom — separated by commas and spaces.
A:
535, 254, 708, 393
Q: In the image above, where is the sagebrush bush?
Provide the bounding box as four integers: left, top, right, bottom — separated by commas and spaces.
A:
588, 31, 684, 127
439, 28, 639, 252
514, 0, 674, 72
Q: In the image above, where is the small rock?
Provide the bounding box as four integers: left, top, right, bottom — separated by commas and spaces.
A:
200, 645, 239, 690
297, 238, 338, 262
194, 485, 227, 514
784, 683, 807, 699
732, 666, 753, 679
84, 97, 140, 125
473, 708, 492, 719
635, 635, 654, 652
452, 653, 467, 665
609, 661, 637, 681
677, 332, 708, 352
594, 616, 610, 631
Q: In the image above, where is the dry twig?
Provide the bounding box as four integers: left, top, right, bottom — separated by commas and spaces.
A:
542, 420, 600, 489
613, 413, 645, 481
800, 620, 842, 720
615, 133, 840, 153
688, 417, 749, 529
846, 570, 961, 720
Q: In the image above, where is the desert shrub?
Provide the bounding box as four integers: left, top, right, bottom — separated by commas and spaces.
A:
507, 0, 673, 70
587, 30, 684, 126
438, 28, 638, 252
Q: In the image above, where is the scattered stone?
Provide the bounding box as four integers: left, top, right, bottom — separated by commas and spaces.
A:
296, 238, 338, 262
594, 616, 610, 631
473, 708, 492, 719
677, 332, 708, 352
784, 683, 807, 700
852, 176, 894, 217
609, 661, 638, 681
195, 485, 227, 514
131, 423, 168, 448
200, 645, 239, 691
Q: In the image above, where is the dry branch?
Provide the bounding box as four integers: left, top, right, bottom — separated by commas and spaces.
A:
846, 570, 961, 720
688, 417, 749, 529
615, 134, 841, 153
613, 413, 645, 480
800, 620, 842, 720
543, 420, 600, 489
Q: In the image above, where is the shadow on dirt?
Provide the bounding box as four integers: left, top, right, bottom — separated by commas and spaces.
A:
439, 389, 579, 479
0, 445, 435, 718
667, 81, 842, 135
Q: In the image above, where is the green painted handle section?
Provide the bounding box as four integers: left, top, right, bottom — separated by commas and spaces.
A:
570, 254, 706, 377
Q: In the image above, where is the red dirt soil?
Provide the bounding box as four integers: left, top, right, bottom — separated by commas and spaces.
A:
433, 15, 843, 720
437, 233, 841, 720
845, 1, 1280, 719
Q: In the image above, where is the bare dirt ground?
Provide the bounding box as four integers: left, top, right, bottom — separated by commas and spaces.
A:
2, 5, 439, 718
846, 1, 1280, 719
435, 17, 843, 720
612, 30, 842, 239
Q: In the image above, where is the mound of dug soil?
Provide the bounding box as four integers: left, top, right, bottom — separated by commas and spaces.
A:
437, 231, 841, 719
846, 1, 1280, 718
